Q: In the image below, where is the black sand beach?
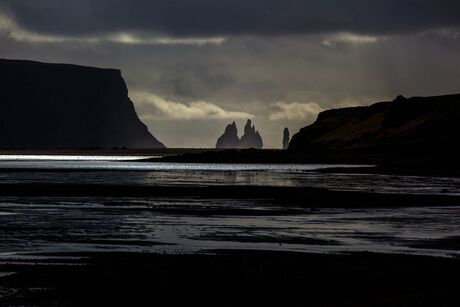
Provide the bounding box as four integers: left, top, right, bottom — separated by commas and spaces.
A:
1, 250, 459, 306
0, 183, 459, 207
0, 156, 459, 306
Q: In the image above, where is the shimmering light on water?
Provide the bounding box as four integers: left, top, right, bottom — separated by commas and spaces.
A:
0, 160, 368, 171
0, 161, 458, 195
0, 155, 156, 161
0, 160, 458, 260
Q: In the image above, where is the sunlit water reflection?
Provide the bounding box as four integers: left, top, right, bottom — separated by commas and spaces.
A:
0, 161, 459, 195
0, 160, 459, 260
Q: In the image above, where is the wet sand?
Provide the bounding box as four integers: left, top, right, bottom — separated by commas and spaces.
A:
0, 183, 459, 207
0, 156, 459, 305
0, 250, 459, 306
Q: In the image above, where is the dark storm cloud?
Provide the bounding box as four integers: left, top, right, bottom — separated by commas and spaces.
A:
3, 0, 460, 37
1, 0, 460, 148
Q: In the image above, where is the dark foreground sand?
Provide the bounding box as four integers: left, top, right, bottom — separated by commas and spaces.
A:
0, 250, 459, 306
0, 183, 459, 207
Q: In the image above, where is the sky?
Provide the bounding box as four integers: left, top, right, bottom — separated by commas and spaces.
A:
1, 0, 460, 148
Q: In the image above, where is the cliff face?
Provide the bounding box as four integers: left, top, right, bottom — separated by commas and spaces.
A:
216, 119, 263, 149
289, 94, 460, 153
0, 59, 164, 148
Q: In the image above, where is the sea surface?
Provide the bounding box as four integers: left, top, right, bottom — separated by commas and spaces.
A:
0, 156, 459, 261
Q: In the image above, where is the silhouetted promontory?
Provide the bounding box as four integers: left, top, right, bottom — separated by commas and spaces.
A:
289, 94, 460, 154
216, 119, 263, 149
0, 59, 164, 148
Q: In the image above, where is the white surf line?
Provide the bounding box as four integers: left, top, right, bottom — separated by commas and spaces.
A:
0, 155, 158, 161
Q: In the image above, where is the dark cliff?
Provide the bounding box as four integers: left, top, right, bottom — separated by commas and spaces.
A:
289, 94, 460, 154
0, 59, 164, 149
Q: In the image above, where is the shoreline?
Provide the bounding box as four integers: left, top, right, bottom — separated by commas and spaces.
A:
0, 148, 459, 178
0, 150, 458, 305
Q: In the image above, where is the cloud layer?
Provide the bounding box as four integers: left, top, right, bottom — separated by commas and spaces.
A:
1, 1, 460, 148
0, 13, 225, 45
3, 0, 460, 38
133, 92, 253, 120
269, 102, 323, 121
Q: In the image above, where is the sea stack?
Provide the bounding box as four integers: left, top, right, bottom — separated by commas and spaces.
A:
240, 119, 263, 149
0, 59, 165, 149
216, 119, 263, 149
216, 121, 240, 148
282, 127, 290, 149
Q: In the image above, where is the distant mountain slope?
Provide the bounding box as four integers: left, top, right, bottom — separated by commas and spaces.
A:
0, 59, 165, 149
289, 94, 460, 153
